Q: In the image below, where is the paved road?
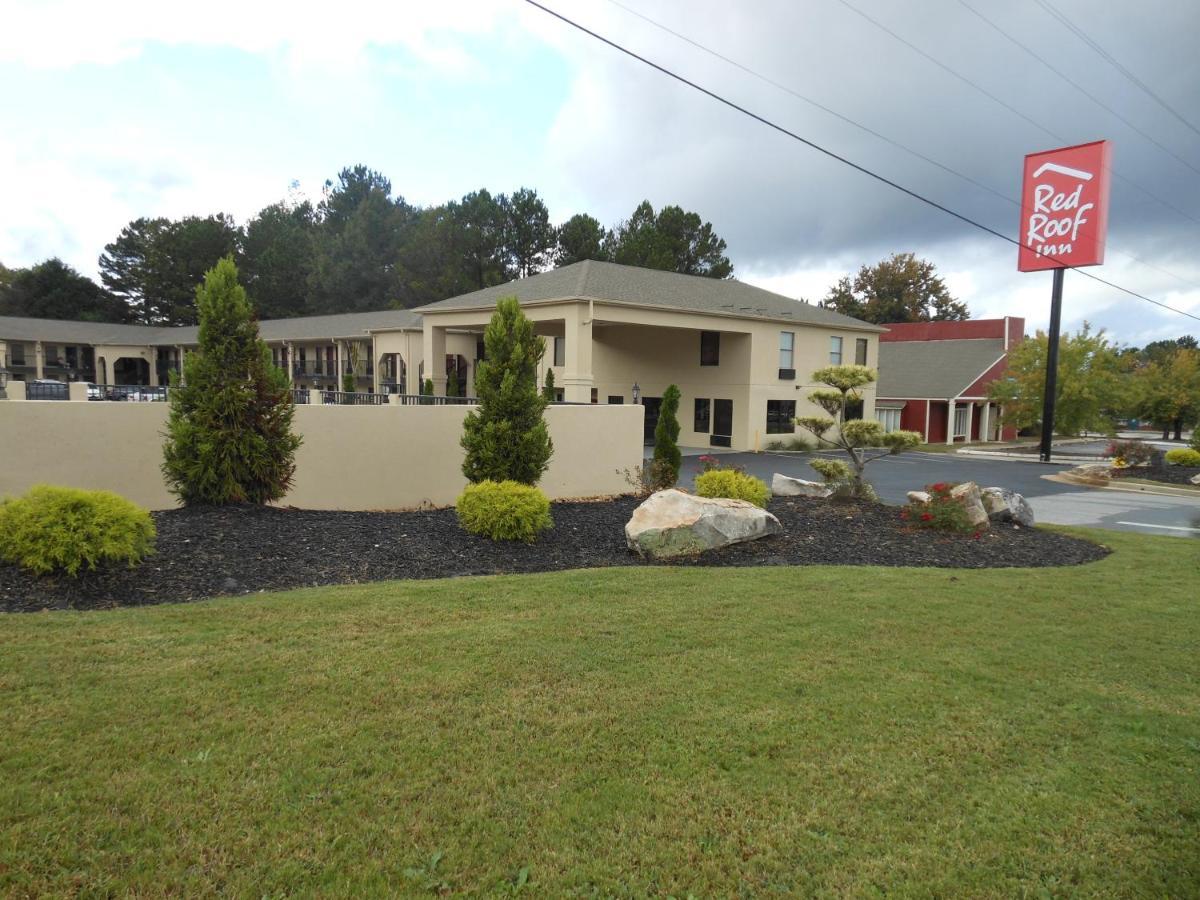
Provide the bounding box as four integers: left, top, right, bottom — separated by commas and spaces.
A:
671, 450, 1200, 539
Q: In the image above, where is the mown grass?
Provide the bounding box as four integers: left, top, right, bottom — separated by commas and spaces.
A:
1, 528, 1197, 897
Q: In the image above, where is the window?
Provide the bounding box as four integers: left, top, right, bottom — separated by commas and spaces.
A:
953, 404, 970, 438
554, 388, 564, 403
829, 336, 843, 364
844, 397, 863, 421
12, 344, 25, 366
553, 336, 565, 367
711, 399, 733, 446
876, 407, 901, 433
608, 395, 624, 404
779, 331, 794, 368
591, 388, 598, 404
766, 399, 796, 434
694, 398, 711, 433
476, 340, 486, 362
700, 331, 720, 366
855, 338, 868, 365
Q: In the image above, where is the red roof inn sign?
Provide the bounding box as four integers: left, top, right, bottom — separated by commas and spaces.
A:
1018, 139, 1111, 272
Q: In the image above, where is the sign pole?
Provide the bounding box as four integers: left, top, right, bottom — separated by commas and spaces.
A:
1038, 267, 1065, 462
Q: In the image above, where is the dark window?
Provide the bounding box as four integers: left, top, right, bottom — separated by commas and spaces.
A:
713, 399, 733, 437
553, 337, 565, 367
844, 397, 864, 421
694, 398, 711, 433
855, 338, 868, 365
590, 388, 598, 404
766, 400, 796, 434
66, 346, 78, 369
700, 331, 720, 366
608, 395, 623, 404
554, 388, 564, 402
12, 344, 25, 365
476, 340, 486, 362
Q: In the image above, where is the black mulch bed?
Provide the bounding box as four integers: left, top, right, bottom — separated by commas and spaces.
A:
0, 497, 1110, 613
1110, 463, 1200, 486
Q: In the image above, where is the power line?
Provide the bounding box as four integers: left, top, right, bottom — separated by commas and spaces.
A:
956, 0, 1200, 177
521, 0, 1200, 325
1032, 0, 1200, 141
599, 0, 1197, 292
833, 0, 1200, 230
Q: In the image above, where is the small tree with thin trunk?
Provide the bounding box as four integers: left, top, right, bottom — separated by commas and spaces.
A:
652, 383, 682, 487
794, 365, 920, 499
162, 256, 300, 505
461, 297, 554, 485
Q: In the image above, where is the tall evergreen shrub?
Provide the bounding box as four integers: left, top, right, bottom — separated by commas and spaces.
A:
653, 383, 682, 486
162, 257, 301, 504
461, 297, 553, 485
542, 367, 556, 402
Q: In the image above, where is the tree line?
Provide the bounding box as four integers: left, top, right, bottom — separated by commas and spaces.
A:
0, 165, 733, 326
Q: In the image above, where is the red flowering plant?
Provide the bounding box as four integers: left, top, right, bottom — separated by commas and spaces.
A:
901, 482, 973, 532
697, 454, 745, 476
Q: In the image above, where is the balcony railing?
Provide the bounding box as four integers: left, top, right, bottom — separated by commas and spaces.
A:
25, 381, 68, 401
390, 394, 478, 406
321, 391, 389, 406
90, 384, 170, 402
290, 388, 310, 405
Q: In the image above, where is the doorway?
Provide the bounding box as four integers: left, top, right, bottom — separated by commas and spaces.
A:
642, 396, 662, 444
712, 399, 733, 447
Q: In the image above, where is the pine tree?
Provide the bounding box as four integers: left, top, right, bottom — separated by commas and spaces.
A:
162, 257, 301, 504
461, 297, 554, 485
542, 367, 556, 401
653, 383, 682, 486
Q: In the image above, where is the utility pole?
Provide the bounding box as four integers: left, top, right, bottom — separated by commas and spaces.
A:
1038, 267, 1065, 463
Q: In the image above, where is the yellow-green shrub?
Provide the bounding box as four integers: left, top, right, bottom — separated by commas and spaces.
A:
1164, 448, 1200, 467
456, 480, 552, 542
694, 470, 770, 508
0, 485, 156, 576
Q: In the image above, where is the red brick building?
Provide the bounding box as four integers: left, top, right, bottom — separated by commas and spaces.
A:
875, 317, 1024, 444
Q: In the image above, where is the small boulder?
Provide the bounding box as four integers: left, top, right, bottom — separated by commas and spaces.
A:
625, 489, 782, 559
906, 490, 931, 505
949, 481, 989, 529
771, 473, 831, 498
1067, 463, 1112, 486
981, 486, 1035, 527
1191, 473, 1200, 485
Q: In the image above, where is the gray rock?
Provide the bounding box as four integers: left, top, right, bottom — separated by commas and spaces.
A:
906, 490, 931, 505
1191, 473, 1200, 485
981, 486, 1035, 527
220, 577, 242, 594
949, 481, 990, 529
771, 473, 831, 498
1067, 463, 1112, 485
625, 489, 782, 559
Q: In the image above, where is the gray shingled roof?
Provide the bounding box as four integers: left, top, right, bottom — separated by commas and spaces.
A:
415, 260, 885, 332
0, 309, 421, 347
877, 339, 1007, 399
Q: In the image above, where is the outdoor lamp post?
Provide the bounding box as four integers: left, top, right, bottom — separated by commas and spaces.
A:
631, 382, 641, 404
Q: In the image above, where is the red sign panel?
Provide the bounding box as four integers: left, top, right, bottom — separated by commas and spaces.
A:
1017, 140, 1111, 272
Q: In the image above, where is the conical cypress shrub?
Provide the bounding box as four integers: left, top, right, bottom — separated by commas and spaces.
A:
653, 383, 682, 486
461, 297, 553, 485
162, 257, 301, 505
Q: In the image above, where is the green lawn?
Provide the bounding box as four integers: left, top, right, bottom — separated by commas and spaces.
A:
2, 530, 1198, 897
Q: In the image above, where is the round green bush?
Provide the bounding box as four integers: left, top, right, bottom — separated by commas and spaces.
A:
456, 480, 553, 543
1164, 448, 1200, 467
0, 485, 156, 576
694, 470, 771, 508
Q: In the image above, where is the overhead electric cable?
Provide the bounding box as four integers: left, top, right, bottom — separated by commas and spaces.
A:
834, 0, 1200, 230
601, 0, 1197, 292
956, 0, 1200, 177
521, 0, 1200, 324
1032, 0, 1200, 141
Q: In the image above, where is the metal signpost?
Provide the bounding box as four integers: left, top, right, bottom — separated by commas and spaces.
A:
1017, 140, 1112, 461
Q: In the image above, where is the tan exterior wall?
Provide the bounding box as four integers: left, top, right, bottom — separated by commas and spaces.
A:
0, 400, 643, 510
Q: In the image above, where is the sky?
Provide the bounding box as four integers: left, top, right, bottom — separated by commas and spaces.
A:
1, 0, 1198, 346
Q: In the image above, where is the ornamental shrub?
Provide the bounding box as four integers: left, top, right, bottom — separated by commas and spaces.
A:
652, 384, 682, 487
694, 469, 770, 508
1164, 448, 1200, 466
0, 485, 155, 576
901, 482, 972, 532
461, 297, 553, 485
162, 257, 301, 505
456, 480, 552, 542
542, 367, 555, 402
1106, 439, 1154, 466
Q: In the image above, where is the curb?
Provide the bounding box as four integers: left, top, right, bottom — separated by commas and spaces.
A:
1042, 473, 1200, 500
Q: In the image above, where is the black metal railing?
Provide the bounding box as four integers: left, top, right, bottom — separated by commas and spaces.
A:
25, 381, 69, 400
291, 388, 310, 405
390, 394, 478, 406
321, 391, 390, 406
89, 384, 170, 402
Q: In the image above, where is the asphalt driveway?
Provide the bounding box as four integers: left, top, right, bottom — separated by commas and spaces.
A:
672, 450, 1200, 539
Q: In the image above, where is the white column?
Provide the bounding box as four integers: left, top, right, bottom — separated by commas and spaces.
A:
423, 325, 447, 395
561, 305, 594, 403
148, 349, 159, 387
284, 342, 295, 384
946, 400, 956, 445
34, 341, 44, 380
979, 402, 991, 442
964, 401, 974, 444
923, 400, 930, 443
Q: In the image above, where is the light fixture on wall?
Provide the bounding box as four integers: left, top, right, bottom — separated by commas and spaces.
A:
631, 382, 641, 404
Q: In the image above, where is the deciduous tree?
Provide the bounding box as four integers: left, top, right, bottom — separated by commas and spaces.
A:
0, 258, 127, 322
822, 253, 967, 324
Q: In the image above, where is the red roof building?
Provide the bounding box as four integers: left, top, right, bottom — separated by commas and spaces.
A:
875, 317, 1024, 444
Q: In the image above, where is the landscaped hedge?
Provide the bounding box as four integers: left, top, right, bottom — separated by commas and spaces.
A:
0, 485, 156, 576
694, 470, 771, 509
456, 480, 552, 543
1164, 448, 1200, 467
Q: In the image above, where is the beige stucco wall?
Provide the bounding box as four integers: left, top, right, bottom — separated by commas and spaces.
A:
0, 401, 644, 510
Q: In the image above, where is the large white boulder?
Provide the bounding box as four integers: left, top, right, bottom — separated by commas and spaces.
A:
625, 489, 782, 559
980, 486, 1035, 527
1191, 473, 1200, 485
949, 481, 990, 529
771, 473, 831, 499
906, 490, 931, 505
